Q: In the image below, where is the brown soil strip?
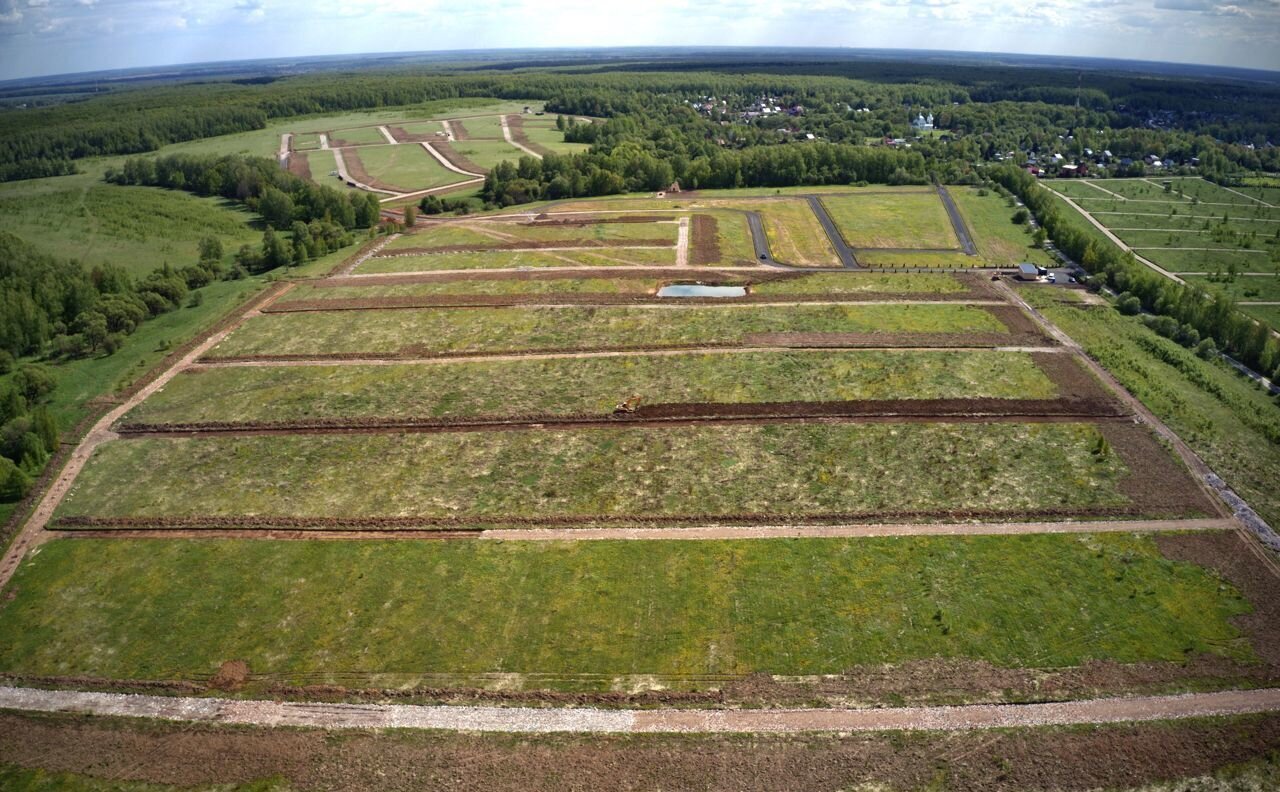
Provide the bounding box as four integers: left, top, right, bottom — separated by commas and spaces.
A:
690, 214, 720, 266
285, 151, 311, 181
1101, 421, 1222, 518
116, 397, 1131, 437
52, 504, 1149, 532
386, 125, 440, 144
505, 114, 555, 158
525, 216, 669, 226
379, 238, 674, 255
2, 709, 1278, 792
740, 331, 1048, 348
450, 119, 472, 140
341, 147, 410, 194
429, 140, 488, 175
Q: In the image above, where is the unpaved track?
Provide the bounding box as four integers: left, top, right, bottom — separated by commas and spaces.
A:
0, 283, 296, 591
376, 126, 397, 145
674, 216, 690, 266
419, 141, 484, 178
501, 114, 543, 159
0, 685, 1277, 734
330, 149, 400, 198
53, 518, 1235, 543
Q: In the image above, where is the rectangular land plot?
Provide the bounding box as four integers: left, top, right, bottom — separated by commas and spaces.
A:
58, 422, 1139, 524
519, 122, 590, 155
0, 534, 1251, 685
126, 350, 1061, 425
360, 247, 676, 273
1184, 275, 1280, 303
856, 250, 984, 269
1241, 304, 1280, 329
389, 217, 681, 248
1137, 247, 1276, 274
950, 188, 1055, 267
821, 192, 959, 250
1091, 212, 1280, 230
326, 126, 389, 146
455, 115, 507, 139
346, 144, 462, 193
446, 139, 529, 170
208, 304, 1018, 358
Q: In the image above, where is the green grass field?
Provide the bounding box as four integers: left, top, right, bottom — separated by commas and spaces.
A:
347, 145, 462, 192
856, 250, 984, 269
455, 115, 508, 139
448, 139, 531, 170
1137, 247, 1275, 274
0, 533, 1250, 684
389, 217, 680, 247
59, 421, 1131, 523
0, 175, 260, 276
1183, 275, 1280, 302
1240, 304, 1280, 328
210, 304, 1011, 357
518, 122, 591, 155
754, 272, 969, 293
951, 188, 1055, 267
326, 126, 389, 146
127, 350, 1058, 425
822, 192, 958, 250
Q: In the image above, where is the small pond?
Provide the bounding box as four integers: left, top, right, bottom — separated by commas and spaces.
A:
657, 284, 747, 298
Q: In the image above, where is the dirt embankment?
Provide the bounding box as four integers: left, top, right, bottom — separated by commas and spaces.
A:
504, 114, 555, 158
286, 151, 312, 181
3, 709, 1279, 791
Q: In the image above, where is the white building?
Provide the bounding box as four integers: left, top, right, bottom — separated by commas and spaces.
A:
911, 112, 934, 131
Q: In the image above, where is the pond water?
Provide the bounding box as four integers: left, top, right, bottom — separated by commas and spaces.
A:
656, 284, 747, 298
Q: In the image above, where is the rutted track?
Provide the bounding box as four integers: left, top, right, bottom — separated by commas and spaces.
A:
0, 685, 1277, 734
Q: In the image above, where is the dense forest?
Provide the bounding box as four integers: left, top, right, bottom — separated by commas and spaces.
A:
2, 59, 1278, 183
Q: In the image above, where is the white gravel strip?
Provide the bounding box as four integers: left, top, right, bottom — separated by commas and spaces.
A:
2, 686, 1278, 734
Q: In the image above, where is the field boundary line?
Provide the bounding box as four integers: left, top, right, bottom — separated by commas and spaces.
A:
0, 685, 1276, 734
1042, 186, 1186, 285
51, 518, 1235, 543
1080, 180, 1127, 200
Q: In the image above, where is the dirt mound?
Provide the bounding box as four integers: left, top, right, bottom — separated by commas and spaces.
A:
209, 660, 250, 691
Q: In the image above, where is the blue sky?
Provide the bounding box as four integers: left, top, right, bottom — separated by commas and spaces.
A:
1, 0, 1278, 80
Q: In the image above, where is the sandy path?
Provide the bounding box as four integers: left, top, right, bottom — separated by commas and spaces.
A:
193, 344, 1066, 369
675, 216, 690, 266
419, 142, 484, 178
277, 134, 291, 167
55, 518, 1235, 544
376, 126, 397, 145
330, 149, 401, 198
501, 114, 542, 159
0, 283, 295, 591
1130, 247, 1267, 254
0, 685, 1276, 734
381, 179, 484, 204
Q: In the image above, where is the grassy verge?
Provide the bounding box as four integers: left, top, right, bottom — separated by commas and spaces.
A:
0, 533, 1249, 683
752, 272, 969, 294
1020, 287, 1280, 527
126, 350, 1058, 424
951, 187, 1055, 267
58, 422, 1131, 522
211, 304, 1010, 357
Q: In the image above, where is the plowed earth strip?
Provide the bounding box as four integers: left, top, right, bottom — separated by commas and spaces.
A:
50, 518, 1235, 542
0, 685, 1276, 733
264, 296, 1006, 312
114, 397, 1131, 437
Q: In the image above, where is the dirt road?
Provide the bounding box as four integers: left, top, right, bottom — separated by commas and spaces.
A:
1, 685, 1277, 734
501, 114, 543, 159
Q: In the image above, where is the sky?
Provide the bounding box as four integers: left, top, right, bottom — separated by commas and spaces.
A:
1, 0, 1279, 81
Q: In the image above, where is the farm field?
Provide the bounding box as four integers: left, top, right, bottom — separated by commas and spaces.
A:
207, 303, 1018, 358
443, 139, 528, 170
0, 533, 1252, 686
124, 349, 1061, 425
519, 121, 591, 154
821, 191, 958, 249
